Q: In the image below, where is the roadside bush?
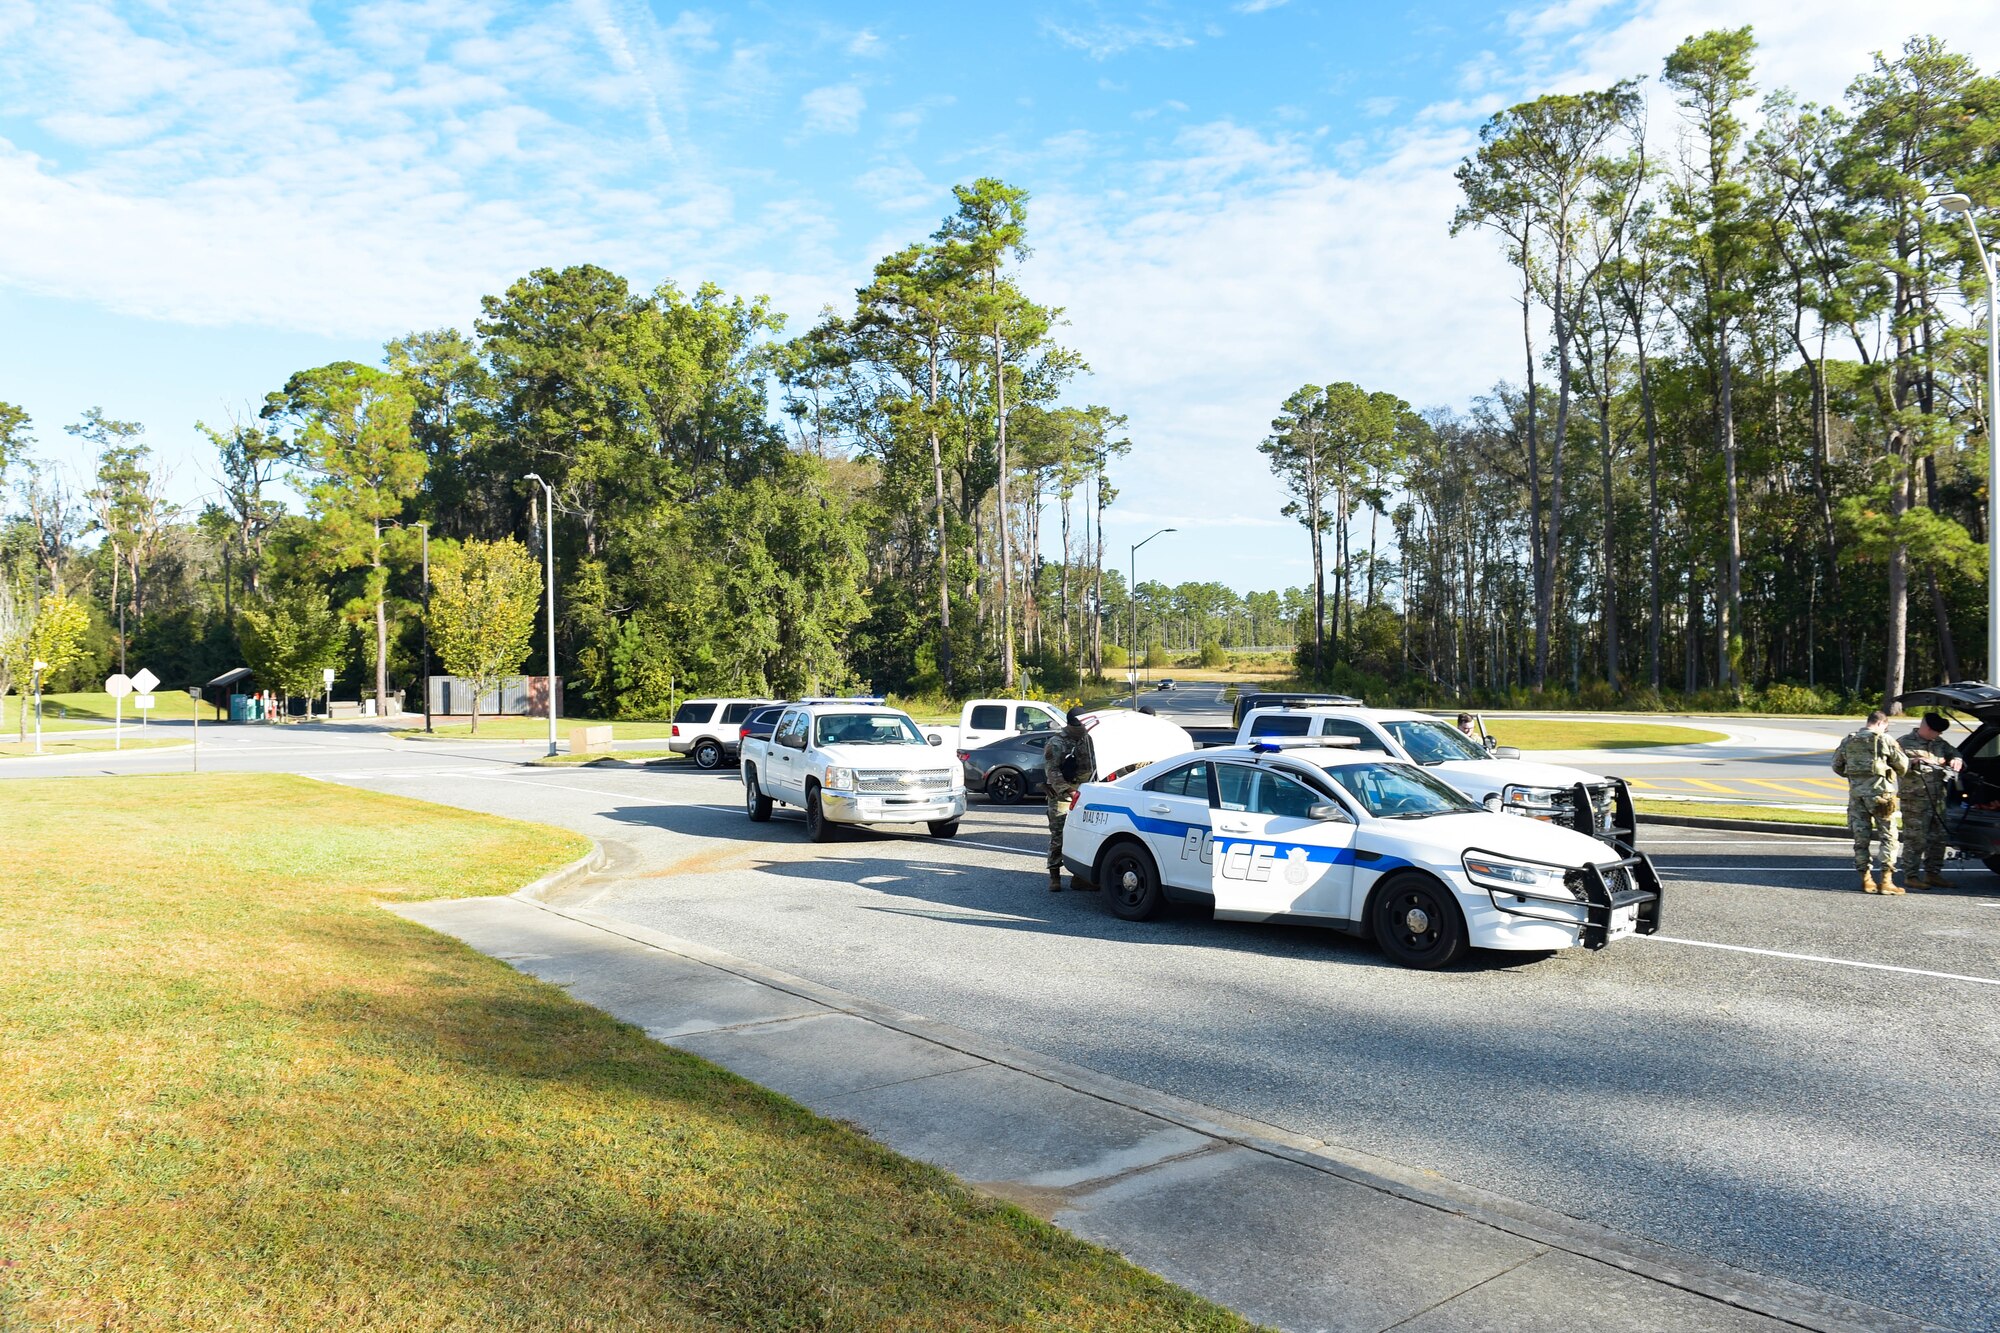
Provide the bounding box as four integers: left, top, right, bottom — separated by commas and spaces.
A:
1144, 644, 1169, 668
1758, 682, 1844, 715
1101, 644, 1128, 670
1197, 641, 1227, 669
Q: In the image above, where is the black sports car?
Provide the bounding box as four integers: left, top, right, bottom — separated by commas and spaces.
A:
960, 731, 1052, 804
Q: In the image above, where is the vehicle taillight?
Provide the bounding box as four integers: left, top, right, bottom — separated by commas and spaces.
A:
672, 724, 680, 737
739, 725, 749, 741
956, 750, 970, 763
1068, 790, 1082, 812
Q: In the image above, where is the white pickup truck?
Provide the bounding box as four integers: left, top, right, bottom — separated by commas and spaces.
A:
742, 701, 966, 842
917, 697, 1067, 753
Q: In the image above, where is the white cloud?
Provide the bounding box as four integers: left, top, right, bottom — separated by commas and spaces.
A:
1040, 14, 1195, 60
799, 82, 865, 135
846, 27, 883, 58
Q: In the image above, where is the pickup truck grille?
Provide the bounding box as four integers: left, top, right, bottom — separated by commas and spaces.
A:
855, 770, 953, 795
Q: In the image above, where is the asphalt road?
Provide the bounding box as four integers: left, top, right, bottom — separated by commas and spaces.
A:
13, 718, 1998, 1327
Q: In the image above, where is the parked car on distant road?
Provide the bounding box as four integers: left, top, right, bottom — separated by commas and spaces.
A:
1157, 679, 1175, 691
671, 698, 779, 769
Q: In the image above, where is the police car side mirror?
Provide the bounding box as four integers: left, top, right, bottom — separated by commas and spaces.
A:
1308, 803, 1347, 823
1491, 746, 1521, 761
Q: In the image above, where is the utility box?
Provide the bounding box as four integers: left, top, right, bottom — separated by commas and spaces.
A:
569, 725, 614, 754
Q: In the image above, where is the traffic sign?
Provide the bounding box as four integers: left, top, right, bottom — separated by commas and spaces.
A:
323, 667, 336, 685
134, 694, 156, 711
106, 673, 133, 698
131, 668, 161, 694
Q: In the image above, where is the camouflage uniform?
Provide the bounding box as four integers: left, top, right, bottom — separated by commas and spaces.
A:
1895, 730, 1961, 881
1830, 728, 1908, 882
1041, 724, 1098, 888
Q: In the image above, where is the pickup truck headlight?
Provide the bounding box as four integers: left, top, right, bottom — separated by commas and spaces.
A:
1502, 783, 1563, 820
824, 766, 857, 792
1462, 853, 1575, 897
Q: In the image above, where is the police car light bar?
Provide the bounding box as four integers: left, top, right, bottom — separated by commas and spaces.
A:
1248, 737, 1364, 753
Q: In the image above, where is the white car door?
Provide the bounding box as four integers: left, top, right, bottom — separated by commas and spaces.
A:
1210, 762, 1357, 921
771, 711, 808, 802
1132, 758, 1215, 890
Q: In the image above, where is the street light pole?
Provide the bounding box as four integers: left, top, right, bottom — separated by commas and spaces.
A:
1938, 193, 2000, 686
1128, 528, 1176, 710
418, 521, 433, 733
524, 473, 559, 757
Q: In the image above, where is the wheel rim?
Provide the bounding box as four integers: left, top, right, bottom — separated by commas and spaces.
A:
697, 742, 719, 767
1385, 886, 1445, 955
745, 782, 757, 814
993, 772, 1020, 802
1111, 854, 1149, 909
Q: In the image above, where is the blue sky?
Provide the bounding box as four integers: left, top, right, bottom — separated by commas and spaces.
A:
3, 0, 1998, 592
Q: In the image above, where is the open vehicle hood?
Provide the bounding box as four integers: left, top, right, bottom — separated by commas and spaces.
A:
1080, 710, 1195, 779
1893, 682, 2000, 722
1429, 758, 1605, 797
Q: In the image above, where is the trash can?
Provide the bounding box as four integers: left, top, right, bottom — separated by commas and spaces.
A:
229, 693, 253, 722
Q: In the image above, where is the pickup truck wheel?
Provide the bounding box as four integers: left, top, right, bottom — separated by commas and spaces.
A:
927, 819, 960, 838
1103, 841, 1165, 921
986, 768, 1025, 805
805, 785, 837, 842
744, 771, 772, 822
1370, 872, 1468, 970
693, 738, 723, 770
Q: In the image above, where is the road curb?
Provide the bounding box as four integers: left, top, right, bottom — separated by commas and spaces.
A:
1646, 813, 1848, 839
501, 840, 1937, 1333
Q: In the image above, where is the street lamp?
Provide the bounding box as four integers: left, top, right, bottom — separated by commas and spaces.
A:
1937, 192, 2000, 686
523, 473, 559, 757
31, 659, 47, 755
1129, 528, 1176, 709
417, 521, 432, 734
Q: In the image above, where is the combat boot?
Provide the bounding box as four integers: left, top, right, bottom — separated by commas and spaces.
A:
1047, 870, 1063, 893
1860, 868, 1880, 893
1876, 869, 1905, 895
1922, 870, 1951, 889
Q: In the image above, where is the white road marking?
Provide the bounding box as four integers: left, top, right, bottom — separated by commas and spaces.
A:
1642, 935, 2000, 987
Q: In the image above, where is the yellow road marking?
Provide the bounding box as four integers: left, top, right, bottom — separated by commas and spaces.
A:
1745, 778, 1832, 800
1801, 778, 1847, 791
1684, 778, 1739, 793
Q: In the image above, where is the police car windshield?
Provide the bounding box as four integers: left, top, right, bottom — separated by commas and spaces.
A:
1381, 720, 1486, 764
814, 713, 926, 746
1323, 762, 1479, 819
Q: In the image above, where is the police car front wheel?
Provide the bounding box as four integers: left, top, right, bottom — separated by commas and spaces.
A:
1101, 842, 1165, 921
1370, 872, 1468, 970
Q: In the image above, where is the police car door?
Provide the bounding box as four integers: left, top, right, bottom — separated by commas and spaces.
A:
1210, 762, 1356, 921
1134, 759, 1215, 890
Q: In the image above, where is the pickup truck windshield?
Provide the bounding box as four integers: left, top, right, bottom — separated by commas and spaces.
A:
1382, 720, 1486, 764
1323, 762, 1479, 819
814, 713, 927, 747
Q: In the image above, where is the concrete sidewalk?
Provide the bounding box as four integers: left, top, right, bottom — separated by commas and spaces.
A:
392, 878, 1939, 1333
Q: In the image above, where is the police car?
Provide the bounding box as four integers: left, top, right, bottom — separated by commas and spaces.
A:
1060, 740, 1663, 969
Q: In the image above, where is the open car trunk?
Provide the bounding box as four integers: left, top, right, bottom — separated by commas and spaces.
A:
1893, 683, 2000, 870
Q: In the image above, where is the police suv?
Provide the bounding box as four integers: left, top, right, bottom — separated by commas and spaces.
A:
1060, 739, 1662, 969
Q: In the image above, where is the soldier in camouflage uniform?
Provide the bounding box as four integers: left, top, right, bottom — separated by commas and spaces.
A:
1895, 711, 1963, 889
1042, 709, 1099, 893
1830, 710, 1910, 894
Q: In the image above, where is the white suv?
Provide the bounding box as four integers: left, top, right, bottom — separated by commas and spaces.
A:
670, 698, 778, 769
1236, 706, 1635, 843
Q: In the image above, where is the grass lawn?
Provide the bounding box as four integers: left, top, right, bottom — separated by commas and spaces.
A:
31, 689, 203, 722
530, 749, 683, 767
1636, 798, 1843, 826
398, 716, 677, 742
1484, 719, 1726, 750
0, 733, 184, 758
0, 774, 1251, 1331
